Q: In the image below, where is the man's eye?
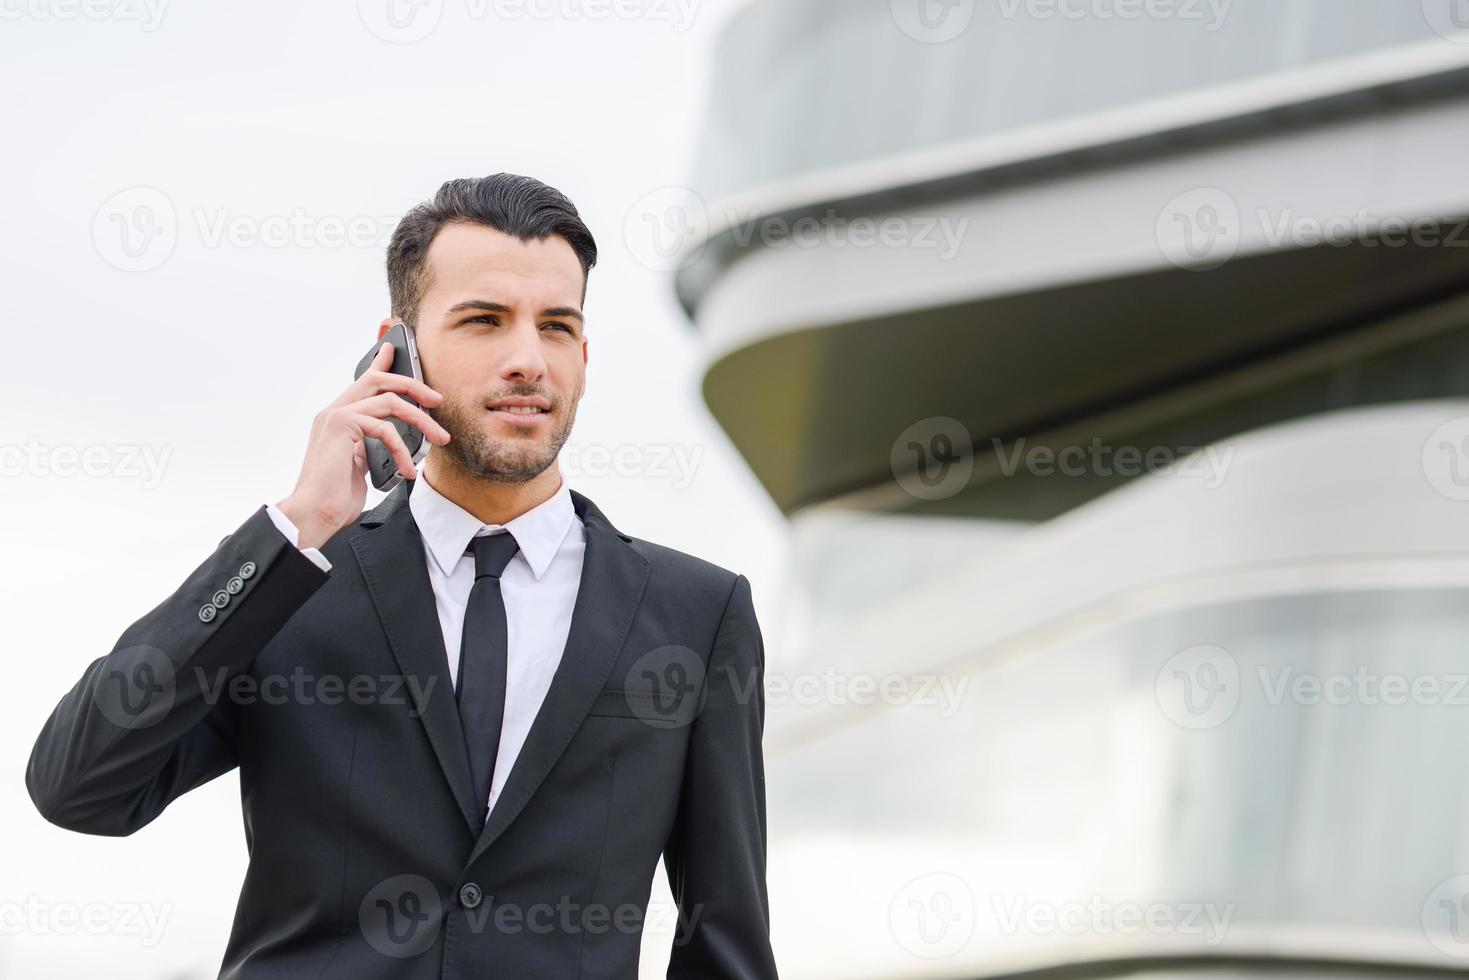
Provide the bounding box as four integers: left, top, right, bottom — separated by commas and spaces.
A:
466, 315, 499, 325
543, 322, 573, 333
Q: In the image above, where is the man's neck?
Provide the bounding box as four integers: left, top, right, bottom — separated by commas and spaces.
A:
421, 451, 563, 527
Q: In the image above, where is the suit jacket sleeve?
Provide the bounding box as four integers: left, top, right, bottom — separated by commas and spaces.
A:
663, 574, 780, 979
26, 506, 330, 837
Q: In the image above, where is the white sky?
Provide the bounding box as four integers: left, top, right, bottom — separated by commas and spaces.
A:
0, 2, 792, 975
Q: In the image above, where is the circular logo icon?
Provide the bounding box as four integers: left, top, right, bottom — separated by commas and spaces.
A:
92, 645, 177, 730
92, 186, 177, 273
618, 645, 708, 729
1422, 416, 1469, 501
1156, 187, 1241, 272
890, 0, 975, 44
358, 0, 444, 43
1423, 1, 1469, 43
891, 417, 974, 501
359, 874, 442, 958
889, 872, 974, 959
623, 186, 709, 273
1156, 644, 1240, 730
1422, 874, 1469, 959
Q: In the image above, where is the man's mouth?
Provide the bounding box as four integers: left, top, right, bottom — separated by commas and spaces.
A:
486, 397, 552, 425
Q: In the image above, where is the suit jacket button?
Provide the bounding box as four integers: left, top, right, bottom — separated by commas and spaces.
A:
459, 883, 483, 909
212, 590, 230, 609
226, 576, 244, 595
198, 604, 217, 623
239, 561, 257, 580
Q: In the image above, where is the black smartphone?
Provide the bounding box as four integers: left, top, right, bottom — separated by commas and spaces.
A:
353, 322, 427, 493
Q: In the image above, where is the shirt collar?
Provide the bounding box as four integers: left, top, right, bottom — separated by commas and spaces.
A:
409, 470, 577, 581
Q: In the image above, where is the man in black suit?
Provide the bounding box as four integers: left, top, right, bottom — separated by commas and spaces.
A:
27, 173, 779, 979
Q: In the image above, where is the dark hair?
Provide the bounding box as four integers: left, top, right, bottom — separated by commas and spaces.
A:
386, 173, 598, 325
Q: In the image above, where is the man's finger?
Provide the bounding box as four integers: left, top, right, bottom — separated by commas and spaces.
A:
356, 415, 418, 479
354, 391, 451, 445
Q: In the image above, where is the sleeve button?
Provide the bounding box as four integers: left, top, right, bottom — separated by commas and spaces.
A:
226, 576, 244, 595
239, 561, 257, 580
212, 590, 230, 609
198, 604, 217, 623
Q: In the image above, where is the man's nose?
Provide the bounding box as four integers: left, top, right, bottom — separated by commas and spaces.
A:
500, 318, 549, 382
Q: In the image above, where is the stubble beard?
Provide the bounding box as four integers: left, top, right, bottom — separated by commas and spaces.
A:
428, 386, 579, 484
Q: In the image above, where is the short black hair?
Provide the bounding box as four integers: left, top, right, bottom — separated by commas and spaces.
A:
386, 173, 598, 325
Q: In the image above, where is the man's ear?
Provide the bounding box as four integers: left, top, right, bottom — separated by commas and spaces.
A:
377, 317, 396, 340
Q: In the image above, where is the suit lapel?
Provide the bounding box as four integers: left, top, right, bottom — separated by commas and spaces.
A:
352, 481, 483, 835
468, 489, 651, 866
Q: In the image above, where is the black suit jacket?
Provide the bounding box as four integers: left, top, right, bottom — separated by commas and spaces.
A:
26, 481, 778, 979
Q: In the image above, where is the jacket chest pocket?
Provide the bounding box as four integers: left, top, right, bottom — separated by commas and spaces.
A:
585, 687, 695, 729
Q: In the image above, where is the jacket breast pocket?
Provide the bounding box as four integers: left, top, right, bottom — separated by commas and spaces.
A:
585, 688, 688, 727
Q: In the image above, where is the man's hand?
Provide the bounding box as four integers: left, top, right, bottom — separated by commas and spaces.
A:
276, 341, 451, 550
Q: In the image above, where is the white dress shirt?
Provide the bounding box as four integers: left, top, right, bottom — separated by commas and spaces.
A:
265, 473, 586, 820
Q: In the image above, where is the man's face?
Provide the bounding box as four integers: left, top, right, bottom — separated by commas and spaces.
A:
408, 221, 587, 483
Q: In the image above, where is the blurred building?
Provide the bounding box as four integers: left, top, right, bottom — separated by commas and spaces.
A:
671, 2, 1469, 978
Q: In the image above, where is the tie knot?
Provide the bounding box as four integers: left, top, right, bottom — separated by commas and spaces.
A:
469, 531, 520, 579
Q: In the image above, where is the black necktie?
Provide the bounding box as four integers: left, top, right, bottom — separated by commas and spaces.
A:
458, 531, 520, 824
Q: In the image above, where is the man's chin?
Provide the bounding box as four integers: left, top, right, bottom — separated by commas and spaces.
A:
464, 455, 557, 484
430, 400, 570, 483
480, 425, 553, 453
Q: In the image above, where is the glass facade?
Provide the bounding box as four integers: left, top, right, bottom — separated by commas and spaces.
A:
695, 0, 1449, 202
686, 4, 1469, 977
762, 404, 1469, 977
769, 581, 1469, 976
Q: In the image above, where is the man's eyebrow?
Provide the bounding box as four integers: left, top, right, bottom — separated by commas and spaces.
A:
444, 300, 583, 321
445, 300, 512, 315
